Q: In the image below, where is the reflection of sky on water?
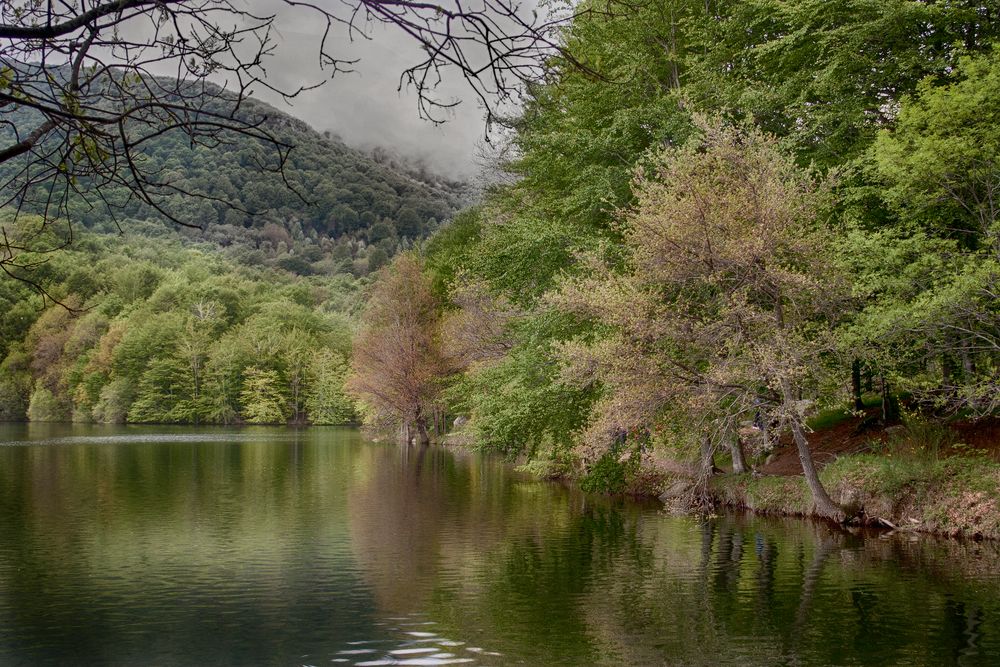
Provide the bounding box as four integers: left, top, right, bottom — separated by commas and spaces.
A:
326, 613, 503, 666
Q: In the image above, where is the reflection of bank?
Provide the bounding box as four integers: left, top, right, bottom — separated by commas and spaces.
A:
344, 441, 600, 663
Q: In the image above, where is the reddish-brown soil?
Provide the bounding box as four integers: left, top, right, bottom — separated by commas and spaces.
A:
757, 411, 1000, 476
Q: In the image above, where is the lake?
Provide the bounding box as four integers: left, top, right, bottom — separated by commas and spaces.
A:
0, 424, 998, 666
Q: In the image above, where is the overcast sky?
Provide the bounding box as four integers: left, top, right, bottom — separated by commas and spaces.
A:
250, 6, 492, 179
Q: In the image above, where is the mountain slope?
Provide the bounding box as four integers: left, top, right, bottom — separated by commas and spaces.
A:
0, 72, 471, 256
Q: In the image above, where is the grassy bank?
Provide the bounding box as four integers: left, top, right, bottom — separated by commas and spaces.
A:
709, 453, 1000, 540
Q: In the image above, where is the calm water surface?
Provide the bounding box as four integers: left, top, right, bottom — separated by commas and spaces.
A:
0, 424, 998, 666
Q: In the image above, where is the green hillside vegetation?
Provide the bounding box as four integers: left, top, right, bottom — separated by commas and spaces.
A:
348, 0, 1000, 531
0, 76, 469, 278
0, 214, 358, 425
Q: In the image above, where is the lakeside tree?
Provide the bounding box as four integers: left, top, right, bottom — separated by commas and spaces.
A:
241, 367, 290, 425
348, 253, 447, 445
552, 119, 849, 518
305, 350, 356, 425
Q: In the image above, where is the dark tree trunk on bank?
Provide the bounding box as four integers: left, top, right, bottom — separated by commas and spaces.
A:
851, 359, 864, 411
881, 377, 900, 423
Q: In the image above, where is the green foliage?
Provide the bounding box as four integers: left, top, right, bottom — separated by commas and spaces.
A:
874, 53, 1000, 244
845, 52, 1000, 417
423, 207, 482, 299
27, 385, 67, 422
92, 379, 136, 424
449, 309, 598, 458
416, 0, 1000, 484
579, 450, 636, 495
305, 350, 355, 425
240, 367, 289, 424
0, 228, 362, 425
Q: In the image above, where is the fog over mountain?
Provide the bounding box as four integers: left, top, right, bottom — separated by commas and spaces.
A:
253, 6, 489, 179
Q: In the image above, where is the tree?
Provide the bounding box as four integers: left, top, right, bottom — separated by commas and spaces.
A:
555, 118, 848, 520
305, 349, 355, 425
0, 0, 600, 293
845, 52, 1000, 418
27, 383, 66, 422
347, 253, 447, 444
282, 329, 316, 424
240, 367, 288, 424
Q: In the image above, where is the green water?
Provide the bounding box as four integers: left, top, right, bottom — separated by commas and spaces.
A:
0, 424, 998, 666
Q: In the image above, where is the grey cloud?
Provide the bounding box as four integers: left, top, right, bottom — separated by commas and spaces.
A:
250, 4, 491, 179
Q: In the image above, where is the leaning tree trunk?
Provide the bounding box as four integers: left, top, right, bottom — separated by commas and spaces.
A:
780, 379, 845, 522
772, 296, 843, 521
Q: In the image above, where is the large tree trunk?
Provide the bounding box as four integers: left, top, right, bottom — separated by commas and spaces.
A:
689, 434, 718, 506
780, 379, 845, 522
700, 435, 715, 478
414, 407, 431, 446
727, 423, 749, 474
851, 359, 864, 411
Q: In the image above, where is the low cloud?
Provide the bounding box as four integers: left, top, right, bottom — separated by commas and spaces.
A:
252, 5, 491, 179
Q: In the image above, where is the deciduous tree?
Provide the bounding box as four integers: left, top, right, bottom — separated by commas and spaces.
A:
347, 253, 447, 444
555, 118, 848, 520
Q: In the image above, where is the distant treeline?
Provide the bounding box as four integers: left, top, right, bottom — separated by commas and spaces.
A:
0, 219, 359, 425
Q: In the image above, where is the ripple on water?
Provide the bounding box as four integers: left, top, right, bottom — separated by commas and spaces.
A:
332, 614, 502, 667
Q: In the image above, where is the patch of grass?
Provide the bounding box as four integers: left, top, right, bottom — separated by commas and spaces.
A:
822, 453, 939, 498
860, 393, 884, 408
708, 473, 751, 506
885, 417, 956, 460
711, 439, 1000, 538
709, 474, 812, 515
745, 476, 812, 515
807, 407, 852, 431
921, 457, 1000, 537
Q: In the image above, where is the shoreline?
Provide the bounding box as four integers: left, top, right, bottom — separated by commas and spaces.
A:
657, 452, 1000, 541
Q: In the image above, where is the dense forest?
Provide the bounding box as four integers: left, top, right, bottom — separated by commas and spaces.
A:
348, 0, 1000, 527
0, 77, 470, 278
2, 0, 999, 531
0, 217, 361, 425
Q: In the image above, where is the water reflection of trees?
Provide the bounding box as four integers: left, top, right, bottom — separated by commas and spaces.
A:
348, 450, 1000, 667
0, 427, 380, 664
1, 427, 998, 666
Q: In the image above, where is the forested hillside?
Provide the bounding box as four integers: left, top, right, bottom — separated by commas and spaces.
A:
1, 74, 469, 278
0, 216, 358, 425
349, 0, 1000, 530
